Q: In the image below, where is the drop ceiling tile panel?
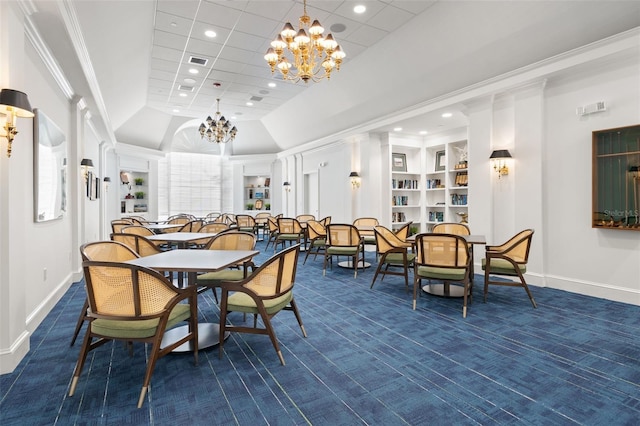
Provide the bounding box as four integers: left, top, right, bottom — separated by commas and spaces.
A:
206, 59, 247, 75
151, 45, 184, 62
196, 1, 246, 25
224, 30, 268, 52
188, 21, 233, 43
154, 10, 194, 36
155, 0, 200, 20
333, 1, 388, 25
391, 1, 437, 15
347, 24, 388, 46
184, 39, 224, 59
232, 12, 283, 38
367, 4, 414, 32
215, 45, 256, 64
149, 69, 178, 81
150, 57, 181, 73
153, 29, 190, 50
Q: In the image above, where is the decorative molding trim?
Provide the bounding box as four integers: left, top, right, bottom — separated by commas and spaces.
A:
57, 0, 117, 144
21, 2, 74, 100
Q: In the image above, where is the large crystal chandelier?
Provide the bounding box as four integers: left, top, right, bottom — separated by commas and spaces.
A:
198, 98, 237, 144
264, 0, 346, 83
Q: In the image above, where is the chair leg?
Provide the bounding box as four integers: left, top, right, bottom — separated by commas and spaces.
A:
370, 258, 385, 289
69, 325, 93, 397
287, 298, 307, 337
70, 298, 89, 346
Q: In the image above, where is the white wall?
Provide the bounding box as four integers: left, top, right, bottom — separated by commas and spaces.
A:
543, 57, 640, 302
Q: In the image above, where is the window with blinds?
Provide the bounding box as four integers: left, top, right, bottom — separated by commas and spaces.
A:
158, 152, 233, 219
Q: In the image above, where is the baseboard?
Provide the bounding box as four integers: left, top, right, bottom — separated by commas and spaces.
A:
474, 267, 639, 306
544, 274, 640, 306
26, 272, 76, 333
1, 272, 77, 374
0, 331, 30, 375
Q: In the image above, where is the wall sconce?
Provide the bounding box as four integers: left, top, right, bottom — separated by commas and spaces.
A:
349, 171, 361, 189
283, 181, 291, 192
490, 149, 512, 178
103, 176, 111, 192
80, 158, 94, 181
0, 89, 34, 157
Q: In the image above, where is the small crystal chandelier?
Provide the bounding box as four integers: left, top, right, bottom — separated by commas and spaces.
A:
264, 0, 346, 83
198, 98, 238, 144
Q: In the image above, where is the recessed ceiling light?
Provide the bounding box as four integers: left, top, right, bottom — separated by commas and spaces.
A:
419, 130, 428, 135
173, 109, 180, 113
204, 30, 216, 38
170, 22, 177, 27
246, 102, 253, 106
179, 93, 187, 97
188, 68, 199, 74
441, 112, 453, 118
184, 78, 196, 84
268, 82, 276, 88
354, 5, 366, 14
394, 127, 402, 132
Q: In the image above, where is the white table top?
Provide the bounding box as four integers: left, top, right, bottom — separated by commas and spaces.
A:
407, 234, 486, 245
125, 249, 259, 273
146, 232, 217, 243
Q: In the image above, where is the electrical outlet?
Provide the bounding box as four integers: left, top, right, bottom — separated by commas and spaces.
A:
43, 268, 47, 281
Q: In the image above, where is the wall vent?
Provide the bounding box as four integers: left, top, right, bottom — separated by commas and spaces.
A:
188, 56, 208, 66
576, 101, 606, 116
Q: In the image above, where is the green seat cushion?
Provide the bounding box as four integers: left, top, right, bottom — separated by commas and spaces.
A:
363, 236, 376, 244
278, 233, 302, 240
383, 252, 416, 265
327, 246, 359, 255
482, 258, 526, 275
197, 269, 246, 285
226, 290, 292, 315
91, 304, 191, 339
416, 265, 467, 281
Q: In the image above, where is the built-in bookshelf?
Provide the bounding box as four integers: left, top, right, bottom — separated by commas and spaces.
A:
244, 175, 271, 212
120, 170, 148, 218
425, 139, 469, 229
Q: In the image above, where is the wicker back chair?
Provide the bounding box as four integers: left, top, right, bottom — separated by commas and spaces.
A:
353, 217, 379, 246
69, 261, 198, 408
218, 244, 306, 365
197, 231, 258, 302
482, 229, 536, 308
121, 225, 155, 237
413, 233, 471, 317
324, 224, 365, 278
432, 222, 470, 236
371, 225, 416, 291
111, 233, 164, 258
111, 219, 134, 233
303, 220, 326, 264
394, 221, 413, 241
71, 241, 141, 346
274, 218, 305, 252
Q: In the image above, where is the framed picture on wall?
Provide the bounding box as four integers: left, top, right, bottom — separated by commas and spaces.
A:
435, 150, 446, 171
392, 153, 407, 172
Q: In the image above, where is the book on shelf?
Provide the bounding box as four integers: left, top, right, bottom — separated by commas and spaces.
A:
451, 194, 468, 205
455, 171, 468, 186
392, 179, 419, 189
426, 179, 443, 189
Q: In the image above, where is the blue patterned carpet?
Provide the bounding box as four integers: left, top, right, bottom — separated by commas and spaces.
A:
2, 240, 640, 425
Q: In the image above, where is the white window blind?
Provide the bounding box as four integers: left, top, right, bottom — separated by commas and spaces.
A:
157, 152, 233, 219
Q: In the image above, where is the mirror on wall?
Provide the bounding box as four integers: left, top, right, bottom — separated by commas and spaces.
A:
33, 108, 67, 222
592, 124, 640, 230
